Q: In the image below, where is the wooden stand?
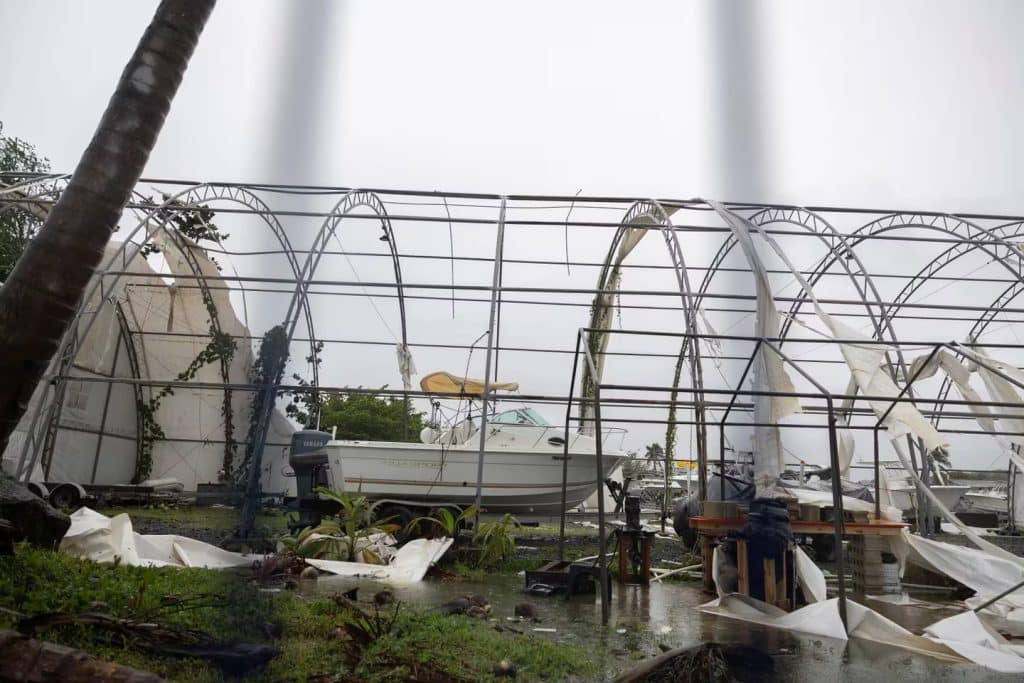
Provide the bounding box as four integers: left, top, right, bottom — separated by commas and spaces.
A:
617, 530, 654, 585
691, 516, 907, 602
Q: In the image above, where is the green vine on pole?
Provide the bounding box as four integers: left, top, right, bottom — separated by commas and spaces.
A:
237, 325, 291, 485
131, 200, 237, 483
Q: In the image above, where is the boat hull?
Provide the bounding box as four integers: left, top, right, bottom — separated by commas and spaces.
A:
323, 439, 625, 514
965, 492, 1007, 514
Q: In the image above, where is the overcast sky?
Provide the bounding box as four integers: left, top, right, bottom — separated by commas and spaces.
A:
3, 0, 1024, 471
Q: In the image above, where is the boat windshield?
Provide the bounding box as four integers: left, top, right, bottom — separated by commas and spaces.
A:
491, 408, 550, 427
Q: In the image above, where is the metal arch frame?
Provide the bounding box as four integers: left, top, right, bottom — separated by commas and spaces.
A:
783, 214, 1024, 343
279, 189, 409, 420
744, 211, 1024, 474
282, 189, 408, 347
687, 205, 904, 466
582, 199, 709, 498
930, 280, 1024, 430
13, 183, 316, 482
239, 189, 410, 536
873, 220, 1024, 430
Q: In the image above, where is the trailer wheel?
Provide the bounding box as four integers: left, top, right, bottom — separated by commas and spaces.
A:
376, 504, 415, 539
49, 484, 82, 510
25, 482, 49, 500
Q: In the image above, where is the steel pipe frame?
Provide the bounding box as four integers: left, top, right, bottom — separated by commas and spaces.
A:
241, 189, 411, 536
583, 199, 708, 501
566, 325, 852, 630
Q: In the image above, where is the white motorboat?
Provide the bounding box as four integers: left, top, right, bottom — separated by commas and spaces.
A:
874, 460, 970, 515
321, 372, 628, 514
964, 483, 1008, 514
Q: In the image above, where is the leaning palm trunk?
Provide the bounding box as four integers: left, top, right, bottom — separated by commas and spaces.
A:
0, 0, 216, 453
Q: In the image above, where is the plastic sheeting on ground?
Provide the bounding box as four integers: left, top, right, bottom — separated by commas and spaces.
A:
60, 508, 453, 585
700, 594, 1024, 672
307, 537, 454, 586
61, 507, 253, 569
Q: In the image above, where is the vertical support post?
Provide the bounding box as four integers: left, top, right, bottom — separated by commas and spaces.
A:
559, 330, 583, 563
873, 426, 881, 519
826, 400, 848, 630
90, 335, 123, 483
717, 338, 762, 502
472, 198, 507, 521
594, 380, 610, 625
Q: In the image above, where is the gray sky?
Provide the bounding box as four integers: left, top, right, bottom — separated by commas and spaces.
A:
3, 0, 1024, 471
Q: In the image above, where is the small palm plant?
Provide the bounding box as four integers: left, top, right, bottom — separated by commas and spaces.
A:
278, 520, 346, 559
279, 488, 397, 562
472, 513, 521, 568
405, 504, 477, 540
316, 487, 399, 562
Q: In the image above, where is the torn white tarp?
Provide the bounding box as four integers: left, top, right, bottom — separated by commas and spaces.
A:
307, 537, 454, 586
893, 530, 1024, 616
909, 350, 995, 435
61, 507, 253, 569
794, 544, 826, 603
700, 594, 1024, 671
923, 610, 1024, 672
707, 201, 800, 494
61, 508, 452, 585
396, 343, 417, 394
712, 204, 948, 460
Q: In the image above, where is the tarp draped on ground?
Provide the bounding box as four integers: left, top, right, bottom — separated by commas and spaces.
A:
59, 508, 452, 585
700, 594, 1024, 672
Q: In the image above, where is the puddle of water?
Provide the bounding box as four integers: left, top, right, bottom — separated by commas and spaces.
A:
307, 573, 1017, 681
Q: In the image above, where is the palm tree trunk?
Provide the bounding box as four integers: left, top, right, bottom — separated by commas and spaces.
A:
0, 0, 216, 453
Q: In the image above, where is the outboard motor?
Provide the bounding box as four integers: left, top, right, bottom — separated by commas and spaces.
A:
289, 430, 332, 532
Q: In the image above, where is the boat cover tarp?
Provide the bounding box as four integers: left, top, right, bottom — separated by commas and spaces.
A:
700, 594, 1024, 671
419, 371, 518, 397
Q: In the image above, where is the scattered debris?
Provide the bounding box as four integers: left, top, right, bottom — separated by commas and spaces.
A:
0, 627, 164, 682
513, 602, 537, 619
373, 588, 395, 607
614, 642, 774, 683
492, 659, 517, 677
15, 611, 278, 675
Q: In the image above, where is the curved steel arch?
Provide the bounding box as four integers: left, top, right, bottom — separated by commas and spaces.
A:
282, 190, 408, 349
14, 183, 317, 481
884, 220, 1024, 323
241, 190, 411, 495
783, 214, 1024, 345
930, 279, 1024, 431
688, 206, 905, 438
583, 199, 708, 490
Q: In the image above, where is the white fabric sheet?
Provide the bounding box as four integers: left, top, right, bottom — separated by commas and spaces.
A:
60, 507, 452, 585
896, 530, 1024, 615
61, 507, 252, 569
794, 544, 827, 603
707, 201, 800, 493
308, 537, 454, 586
700, 594, 1024, 671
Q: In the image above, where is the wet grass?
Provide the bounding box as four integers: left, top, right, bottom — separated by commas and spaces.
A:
95, 504, 290, 534
0, 545, 596, 681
